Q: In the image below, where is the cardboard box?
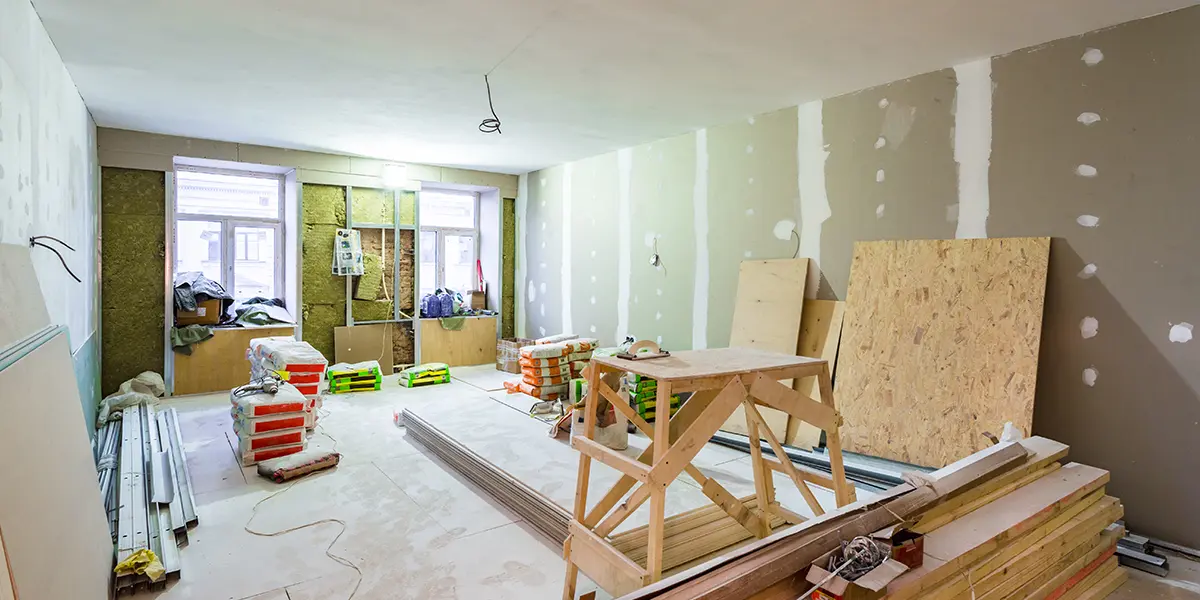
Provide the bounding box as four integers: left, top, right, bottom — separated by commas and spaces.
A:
806, 547, 908, 600
176, 298, 221, 325
467, 291, 486, 310
496, 337, 533, 373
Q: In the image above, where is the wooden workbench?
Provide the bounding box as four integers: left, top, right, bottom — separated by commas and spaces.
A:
562, 347, 855, 599
173, 325, 295, 395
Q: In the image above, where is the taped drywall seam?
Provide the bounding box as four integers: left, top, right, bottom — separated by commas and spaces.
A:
617, 149, 632, 343
562, 163, 574, 335
692, 129, 710, 350
797, 101, 831, 299
515, 174, 529, 337
953, 58, 993, 239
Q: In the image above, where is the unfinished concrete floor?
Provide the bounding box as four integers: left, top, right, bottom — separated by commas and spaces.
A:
131, 368, 1200, 600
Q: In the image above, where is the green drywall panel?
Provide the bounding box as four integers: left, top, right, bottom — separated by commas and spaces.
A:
704, 107, 799, 348
350, 187, 394, 225
100, 167, 165, 396
627, 136, 695, 351
523, 165, 565, 338
72, 332, 100, 436
501, 196, 516, 339
564, 153, 620, 345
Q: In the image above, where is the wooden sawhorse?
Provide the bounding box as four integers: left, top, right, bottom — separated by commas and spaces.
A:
562, 347, 856, 598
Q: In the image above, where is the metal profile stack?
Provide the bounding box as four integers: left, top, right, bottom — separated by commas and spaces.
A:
108, 404, 198, 595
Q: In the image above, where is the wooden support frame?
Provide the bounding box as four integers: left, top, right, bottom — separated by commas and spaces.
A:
562, 348, 855, 599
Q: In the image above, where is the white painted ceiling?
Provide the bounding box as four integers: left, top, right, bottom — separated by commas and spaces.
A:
32, 0, 1195, 174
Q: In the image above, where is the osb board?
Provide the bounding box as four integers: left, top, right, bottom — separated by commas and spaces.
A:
836, 238, 1050, 467
0, 334, 111, 600
785, 299, 846, 449
721, 259, 808, 439
174, 326, 295, 395
334, 324, 393, 373
419, 316, 498, 367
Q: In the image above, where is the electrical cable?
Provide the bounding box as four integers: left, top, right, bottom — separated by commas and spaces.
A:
479, 74, 502, 134
29, 235, 81, 282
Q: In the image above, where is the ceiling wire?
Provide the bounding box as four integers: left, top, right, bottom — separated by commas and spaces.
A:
478, 7, 560, 135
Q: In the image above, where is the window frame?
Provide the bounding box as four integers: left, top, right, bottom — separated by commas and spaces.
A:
419, 189, 480, 294
173, 166, 286, 301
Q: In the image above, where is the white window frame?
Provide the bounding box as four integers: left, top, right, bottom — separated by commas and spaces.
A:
173, 166, 286, 300
419, 189, 480, 294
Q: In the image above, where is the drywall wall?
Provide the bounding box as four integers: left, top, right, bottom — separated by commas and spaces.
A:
100, 167, 164, 395
518, 6, 1200, 546
0, 0, 100, 426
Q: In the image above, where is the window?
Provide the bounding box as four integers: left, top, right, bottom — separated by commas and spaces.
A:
419, 189, 478, 296
174, 169, 284, 300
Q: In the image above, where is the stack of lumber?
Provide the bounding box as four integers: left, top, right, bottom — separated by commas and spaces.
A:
618, 436, 1128, 600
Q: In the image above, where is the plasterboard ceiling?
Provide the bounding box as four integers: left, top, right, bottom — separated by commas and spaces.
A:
32, 0, 1193, 174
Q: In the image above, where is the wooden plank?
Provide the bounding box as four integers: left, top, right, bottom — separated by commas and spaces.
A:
0, 334, 111, 600
569, 522, 647, 598
913, 436, 1069, 534
566, 363, 605, 600
922, 494, 1120, 600
596, 485, 653, 538
884, 463, 1111, 600
634, 442, 1030, 600
721, 259, 809, 438
1014, 536, 1118, 600
173, 325, 295, 394
747, 373, 839, 432
573, 436, 651, 483
816, 367, 855, 506
744, 405, 775, 537
761, 457, 837, 497
743, 400, 823, 516
418, 315, 498, 367
591, 348, 821, 384
787, 299, 845, 448
836, 238, 1051, 467
647, 377, 747, 489
648, 381, 674, 581
1060, 561, 1125, 600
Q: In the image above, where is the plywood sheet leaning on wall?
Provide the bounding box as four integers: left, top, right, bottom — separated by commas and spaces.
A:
836, 238, 1050, 467
720, 259, 808, 439
785, 299, 846, 449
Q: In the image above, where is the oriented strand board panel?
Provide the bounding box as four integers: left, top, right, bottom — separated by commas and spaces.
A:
721, 259, 808, 439
174, 325, 296, 395
837, 238, 1050, 467
0, 334, 112, 600
419, 316, 498, 367
785, 299, 846, 449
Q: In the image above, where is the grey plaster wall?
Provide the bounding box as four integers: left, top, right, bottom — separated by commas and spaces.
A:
519, 5, 1200, 546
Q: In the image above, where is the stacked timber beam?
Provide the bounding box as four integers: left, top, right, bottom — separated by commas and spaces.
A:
617, 436, 1128, 600
111, 403, 198, 595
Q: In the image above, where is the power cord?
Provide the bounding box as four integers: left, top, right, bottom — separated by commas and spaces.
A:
29, 235, 81, 282
479, 74, 502, 134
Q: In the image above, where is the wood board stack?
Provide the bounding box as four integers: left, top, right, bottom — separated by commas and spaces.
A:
618, 436, 1128, 600
247, 336, 328, 428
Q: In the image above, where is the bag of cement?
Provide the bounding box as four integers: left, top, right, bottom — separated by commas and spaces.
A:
257, 449, 341, 483
521, 363, 570, 378
565, 339, 598, 353
240, 441, 306, 467
96, 371, 166, 427
235, 427, 307, 455
536, 333, 578, 345
519, 356, 567, 368
230, 382, 309, 418
520, 342, 570, 360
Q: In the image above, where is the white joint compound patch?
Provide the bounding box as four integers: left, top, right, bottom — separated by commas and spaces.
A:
617, 148, 633, 342
1077, 215, 1100, 228
589, 296, 596, 305
876, 204, 885, 218
878, 98, 889, 109
562, 163, 573, 334
744, 250, 752, 258
1080, 316, 1099, 339
748, 177, 755, 185
773, 219, 796, 241
745, 208, 754, 216
1078, 263, 1098, 279
590, 250, 596, 258
1082, 48, 1104, 66
876, 169, 885, 183
954, 58, 993, 239
746, 144, 754, 154
590, 275, 596, 283
656, 288, 663, 296
590, 325, 597, 333
655, 311, 662, 321
528, 280, 537, 302
539, 326, 546, 336
1077, 112, 1101, 126
875, 137, 887, 149
797, 101, 831, 299
748, 116, 756, 125
1169, 322, 1194, 343
643, 231, 658, 248
693, 128, 710, 350
539, 282, 546, 294
1082, 367, 1098, 387
1076, 164, 1098, 177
